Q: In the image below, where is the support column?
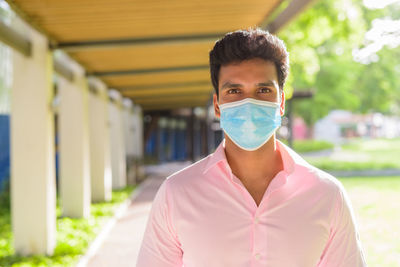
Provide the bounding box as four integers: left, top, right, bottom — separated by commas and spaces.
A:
122, 98, 135, 185
11, 22, 56, 255
207, 105, 216, 153
88, 77, 112, 202
132, 105, 145, 182
201, 118, 208, 157
193, 113, 201, 160
157, 117, 167, 163
109, 90, 126, 189
187, 109, 195, 162
123, 99, 134, 158
133, 105, 144, 159
168, 119, 177, 161
57, 54, 91, 218
178, 119, 187, 160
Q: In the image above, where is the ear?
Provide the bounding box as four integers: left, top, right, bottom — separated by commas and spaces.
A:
213, 93, 220, 119
279, 90, 285, 116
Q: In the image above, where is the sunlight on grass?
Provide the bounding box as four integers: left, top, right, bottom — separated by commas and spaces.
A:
339, 176, 400, 267
1, 173, 399, 266
305, 138, 400, 170
0, 185, 135, 267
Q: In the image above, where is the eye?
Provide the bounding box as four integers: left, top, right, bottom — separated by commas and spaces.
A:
227, 88, 240, 94
258, 87, 272, 93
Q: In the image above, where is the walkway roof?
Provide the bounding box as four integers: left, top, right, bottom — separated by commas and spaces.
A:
6, 0, 313, 111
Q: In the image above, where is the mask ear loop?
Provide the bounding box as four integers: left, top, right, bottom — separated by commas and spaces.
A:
216, 98, 222, 119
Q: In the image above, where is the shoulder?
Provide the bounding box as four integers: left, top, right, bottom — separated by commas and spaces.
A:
282, 142, 344, 196
294, 159, 345, 201
280, 140, 343, 193
164, 154, 213, 188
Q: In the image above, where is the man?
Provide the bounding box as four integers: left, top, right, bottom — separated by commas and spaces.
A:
136, 28, 367, 267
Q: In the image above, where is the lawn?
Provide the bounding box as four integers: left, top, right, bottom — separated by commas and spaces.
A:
0, 175, 398, 266
0, 185, 135, 267
304, 138, 400, 170
339, 176, 400, 267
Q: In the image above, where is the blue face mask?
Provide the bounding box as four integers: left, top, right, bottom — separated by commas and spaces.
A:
219, 98, 281, 151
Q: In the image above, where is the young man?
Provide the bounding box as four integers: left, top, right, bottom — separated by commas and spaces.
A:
136, 28, 367, 267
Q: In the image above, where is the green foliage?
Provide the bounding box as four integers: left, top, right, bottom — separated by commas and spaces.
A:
311, 158, 397, 171
280, 139, 334, 153
293, 140, 334, 153
0, 179, 10, 212
279, 0, 400, 125
0, 186, 135, 267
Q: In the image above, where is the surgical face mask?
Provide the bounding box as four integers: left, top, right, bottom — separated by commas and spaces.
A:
219, 98, 281, 151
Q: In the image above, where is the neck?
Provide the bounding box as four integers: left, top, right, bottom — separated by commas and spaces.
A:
224, 135, 283, 182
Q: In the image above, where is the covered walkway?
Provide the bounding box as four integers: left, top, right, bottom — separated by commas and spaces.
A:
77, 162, 190, 267
0, 0, 316, 260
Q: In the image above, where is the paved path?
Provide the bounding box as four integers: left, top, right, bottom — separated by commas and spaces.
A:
77, 162, 191, 267
76, 160, 399, 267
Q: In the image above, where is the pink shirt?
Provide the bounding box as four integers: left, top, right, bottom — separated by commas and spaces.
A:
137, 140, 367, 267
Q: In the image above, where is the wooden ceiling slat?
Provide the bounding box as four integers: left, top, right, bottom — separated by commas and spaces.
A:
11, 0, 280, 41
142, 102, 207, 111
134, 94, 210, 103
122, 87, 213, 98
70, 42, 212, 71
130, 91, 211, 101
7, 0, 291, 110
117, 81, 210, 91
102, 69, 210, 88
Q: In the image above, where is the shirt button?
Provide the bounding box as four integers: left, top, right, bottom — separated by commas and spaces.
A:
254, 217, 260, 224
255, 253, 261, 260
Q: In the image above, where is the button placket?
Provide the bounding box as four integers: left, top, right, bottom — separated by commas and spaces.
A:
252, 208, 263, 263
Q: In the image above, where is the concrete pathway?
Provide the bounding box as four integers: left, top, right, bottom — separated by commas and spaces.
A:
76, 160, 399, 267
77, 161, 191, 267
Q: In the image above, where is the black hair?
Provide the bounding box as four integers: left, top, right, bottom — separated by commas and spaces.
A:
209, 28, 289, 97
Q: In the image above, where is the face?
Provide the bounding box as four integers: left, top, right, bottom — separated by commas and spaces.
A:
213, 58, 285, 118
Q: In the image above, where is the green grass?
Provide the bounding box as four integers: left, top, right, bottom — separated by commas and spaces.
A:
293, 139, 334, 153
339, 176, 400, 267
280, 139, 335, 153
0, 185, 135, 267
310, 158, 398, 171
304, 138, 400, 170
1, 175, 399, 266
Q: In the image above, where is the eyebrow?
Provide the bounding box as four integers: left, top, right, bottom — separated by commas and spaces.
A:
220, 81, 278, 90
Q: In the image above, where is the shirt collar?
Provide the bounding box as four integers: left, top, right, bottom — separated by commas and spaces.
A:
203, 139, 228, 175
203, 139, 310, 176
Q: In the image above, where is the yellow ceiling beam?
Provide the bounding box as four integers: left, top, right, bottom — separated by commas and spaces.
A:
117, 80, 210, 91
10, 0, 280, 41
102, 69, 210, 88
141, 101, 208, 111
134, 95, 210, 105
129, 91, 211, 101
121, 86, 212, 97
69, 41, 213, 71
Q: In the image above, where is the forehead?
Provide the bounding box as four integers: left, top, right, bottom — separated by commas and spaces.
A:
218, 58, 278, 85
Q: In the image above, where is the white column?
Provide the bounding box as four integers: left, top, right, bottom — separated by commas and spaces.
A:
10, 21, 56, 255
57, 55, 91, 218
123, 98, 136, 185
132, 105, 145, 181
133, 105, 144, 159
109, 90, 126, 189
123, 98, 135, 158
88, 78, 112, 202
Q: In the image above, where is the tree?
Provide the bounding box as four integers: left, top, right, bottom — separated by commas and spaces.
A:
279, 0, 400, 126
